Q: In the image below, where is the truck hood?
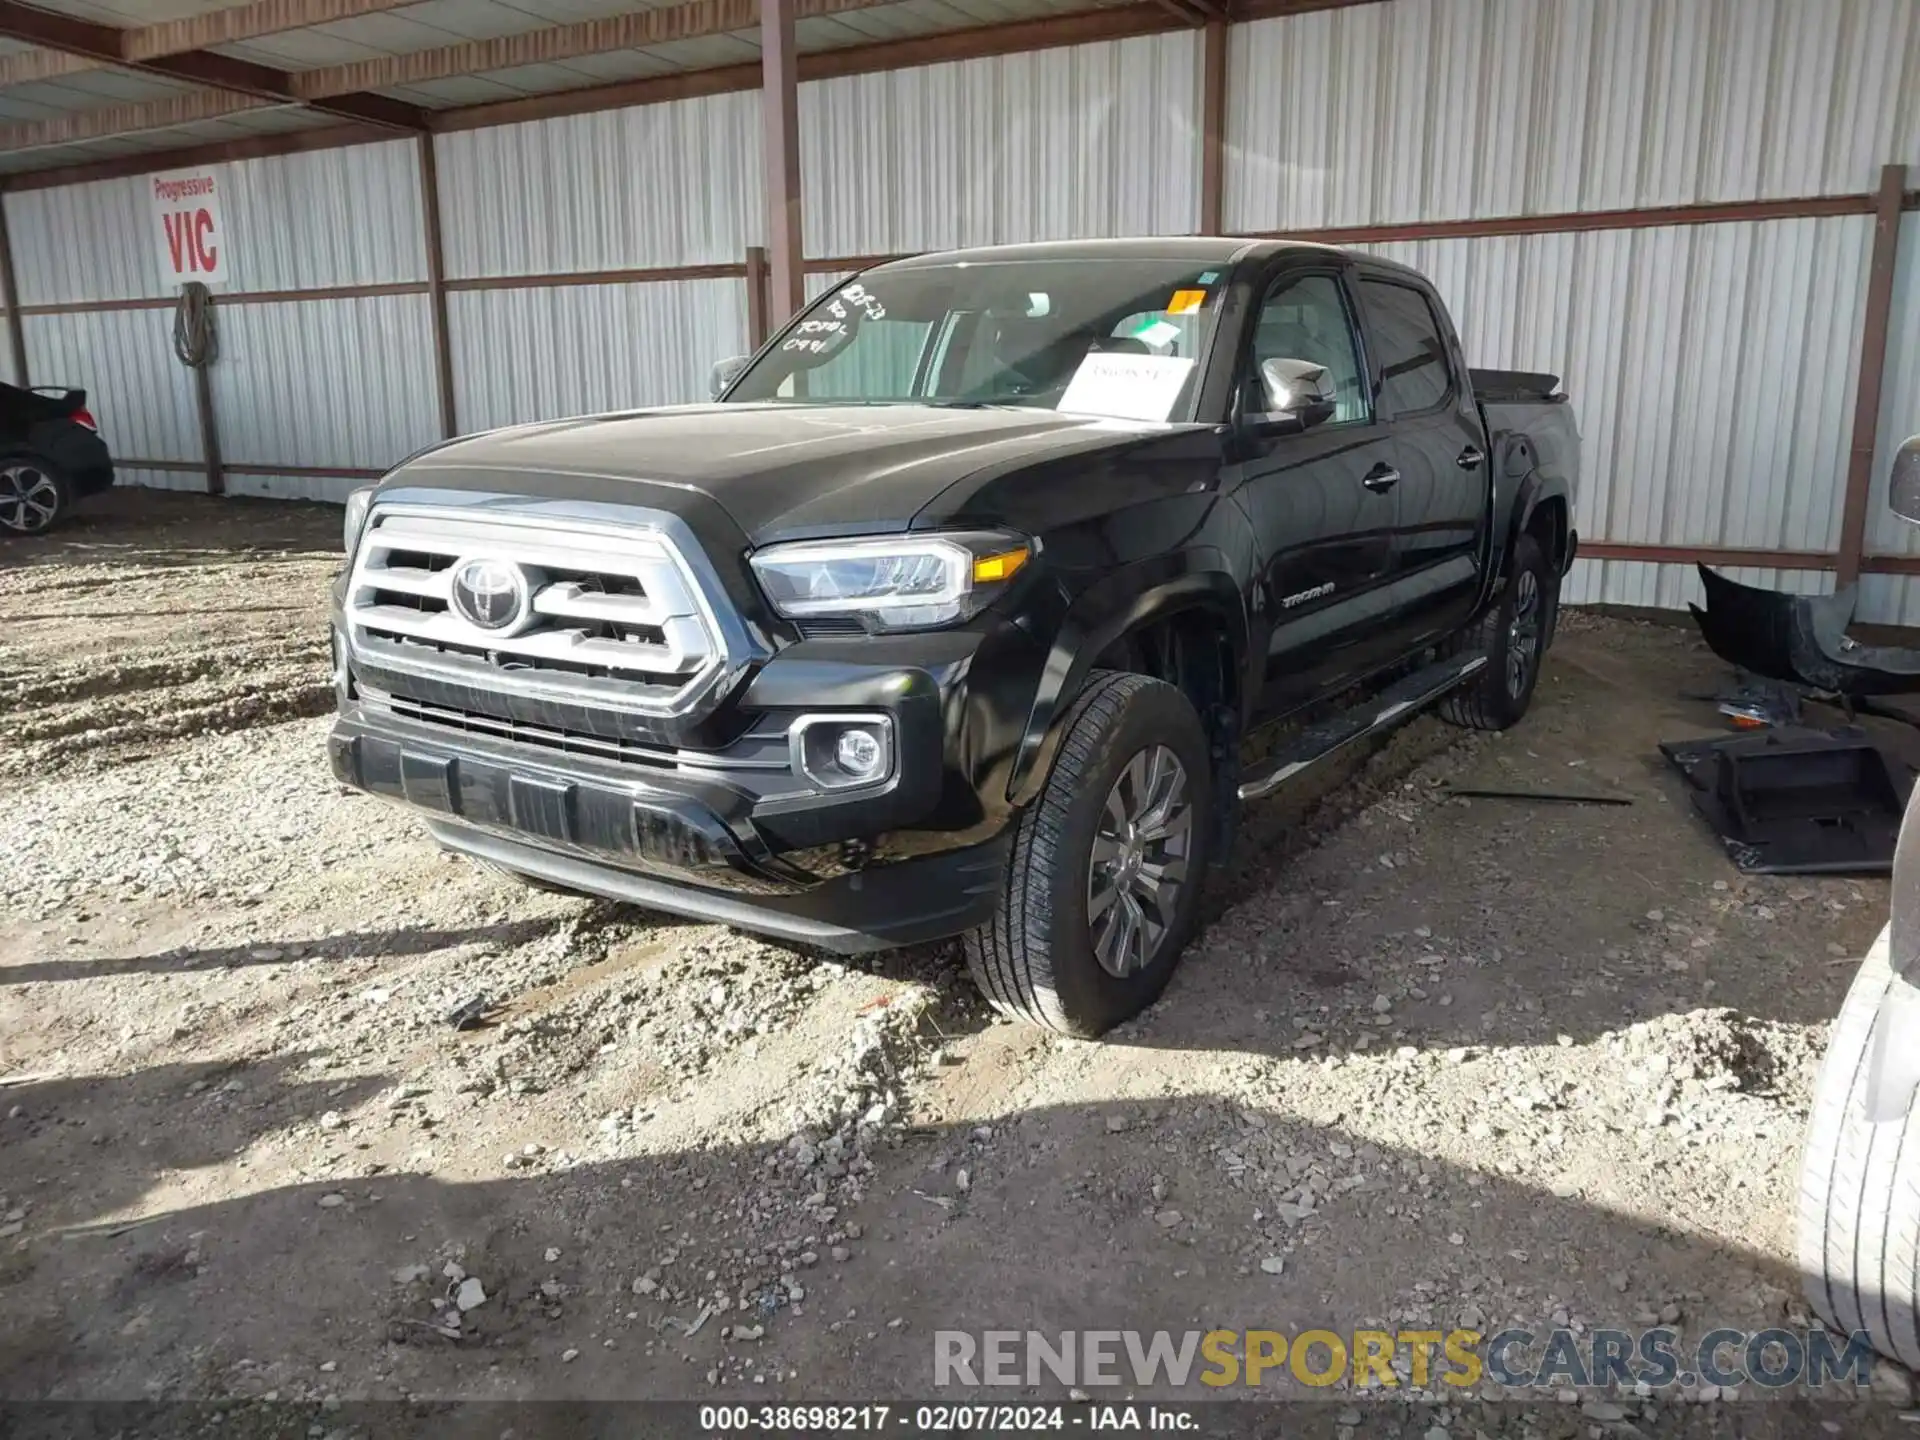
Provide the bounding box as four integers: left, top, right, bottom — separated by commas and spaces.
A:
397, 402, 1195, 543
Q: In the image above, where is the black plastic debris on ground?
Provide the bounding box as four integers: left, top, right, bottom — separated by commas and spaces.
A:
1690, 564, 1920, 698
446, 994, 492, 1030
1660, 726, 1913, 874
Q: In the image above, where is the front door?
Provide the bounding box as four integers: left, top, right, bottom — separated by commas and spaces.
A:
1230, 266, 1403, 719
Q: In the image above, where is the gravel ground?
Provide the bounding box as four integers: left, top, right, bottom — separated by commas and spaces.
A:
0, 492, 1913, 1435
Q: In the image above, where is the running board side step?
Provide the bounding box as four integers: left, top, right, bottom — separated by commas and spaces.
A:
1237, 652, 1489, 802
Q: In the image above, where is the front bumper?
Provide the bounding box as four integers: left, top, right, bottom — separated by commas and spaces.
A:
330, 710, 1009, 953
327, 604, 1041, 952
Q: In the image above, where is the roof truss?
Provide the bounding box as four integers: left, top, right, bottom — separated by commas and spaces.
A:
0, 0, 429, 86
0, 0, 903, 151
0, 0, 425, 130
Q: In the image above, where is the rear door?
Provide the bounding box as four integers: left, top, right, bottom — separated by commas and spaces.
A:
1230, 261, 1405, 718
1355, 273, 1488, 644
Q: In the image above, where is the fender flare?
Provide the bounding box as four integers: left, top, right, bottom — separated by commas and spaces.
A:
1007, 551, 1249, 807
1504, 451, 1573, 573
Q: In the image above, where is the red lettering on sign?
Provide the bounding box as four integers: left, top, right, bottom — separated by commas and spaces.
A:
163, 212, 187, 273
193, 209, 216, 273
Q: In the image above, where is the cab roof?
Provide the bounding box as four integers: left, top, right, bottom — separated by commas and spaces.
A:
872, 235, 1421, 281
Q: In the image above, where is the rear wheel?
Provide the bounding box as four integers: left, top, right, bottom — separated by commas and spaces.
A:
964, 671, 1213, 1037
0, 452, 70, 536
1439, 531, 1553, 731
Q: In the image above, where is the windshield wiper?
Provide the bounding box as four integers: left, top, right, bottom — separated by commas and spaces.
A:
921, 397, 1046, 409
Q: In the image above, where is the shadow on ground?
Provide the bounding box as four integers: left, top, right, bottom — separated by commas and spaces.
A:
0, 1077, 1898, 1437
4, 918, 585, 986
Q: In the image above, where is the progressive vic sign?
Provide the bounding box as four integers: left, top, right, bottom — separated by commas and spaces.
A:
151, 167, 228, 285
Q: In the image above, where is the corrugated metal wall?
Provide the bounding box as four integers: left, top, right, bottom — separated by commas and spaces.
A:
1225, 0, 1919, 620
1860, 211, 1920, 623
0, 0, 1912, 635
434, 92, 761, 432
801, 31, 1201, 258
209, 297, 441, 472
3, 138, 436, 500
22, 307, 202, 466
1362, 213, 1873, 610
451, 278, 748, 432
1226, 0, 1920, 231
434, 93, 762, 277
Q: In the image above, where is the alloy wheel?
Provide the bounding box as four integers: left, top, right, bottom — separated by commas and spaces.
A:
1506, 567, 1542, 698
0, 464, 59, 534
1087, 744, 1193, 978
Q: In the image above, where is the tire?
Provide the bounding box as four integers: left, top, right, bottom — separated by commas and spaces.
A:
963, 670, 1213, 1037
1439, 531, 1554, 731
1798, 925, 1920, 1369
0, 450, 71, 536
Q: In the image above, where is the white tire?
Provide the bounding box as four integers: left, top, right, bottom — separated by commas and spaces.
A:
1798, 924, 1920, 1368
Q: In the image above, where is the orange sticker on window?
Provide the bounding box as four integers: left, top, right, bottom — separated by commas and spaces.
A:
1167, 288, 1207, 315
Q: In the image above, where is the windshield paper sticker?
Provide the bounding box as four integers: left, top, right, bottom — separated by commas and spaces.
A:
1166, 289, 1207, 315
1058, 353, 1195, 423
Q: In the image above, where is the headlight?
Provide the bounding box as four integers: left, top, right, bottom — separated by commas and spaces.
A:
749, 532, 1032, 632
343, 486, 375, 557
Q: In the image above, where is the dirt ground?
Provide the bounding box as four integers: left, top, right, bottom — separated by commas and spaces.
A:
0, 489, 1912, 1435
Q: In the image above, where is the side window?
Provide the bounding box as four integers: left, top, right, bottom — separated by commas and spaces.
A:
1251, 273, 1368, 424
1358, 279, 1452, 417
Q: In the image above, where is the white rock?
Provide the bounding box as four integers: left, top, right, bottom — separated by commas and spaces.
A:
955, 1169, 971, 1192
1871, 1358, 1915, 1405
455, 1278, 488, 1311
633, 1276, 659, 1296
316, 1193, 347, 1209
544, 1247, 561, 1263
1259, 1256, 1285, 1275
562, 1348, 579, 1363
1372, 995, 1392, 1014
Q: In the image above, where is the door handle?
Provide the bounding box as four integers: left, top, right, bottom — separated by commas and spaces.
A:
1456, 446, 1485, 470
1361, 464, 1400, 493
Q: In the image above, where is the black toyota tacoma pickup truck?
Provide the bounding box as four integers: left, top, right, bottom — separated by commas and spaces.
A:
328, 238, 1579, 1036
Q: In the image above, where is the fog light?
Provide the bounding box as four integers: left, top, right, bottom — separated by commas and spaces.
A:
835, 727, 884, 781
791, 713, 894, 791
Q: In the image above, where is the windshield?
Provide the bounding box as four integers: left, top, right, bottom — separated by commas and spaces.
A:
724, 257, 1229, 424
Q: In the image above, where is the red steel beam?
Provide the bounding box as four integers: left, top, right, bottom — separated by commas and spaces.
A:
762, 0, 805, 325
1199, 19, 1227, 233
1836, 163, 1908, 587
416, 134, 457, 439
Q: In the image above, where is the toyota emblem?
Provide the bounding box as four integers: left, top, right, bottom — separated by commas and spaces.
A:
450, 558, 530, 632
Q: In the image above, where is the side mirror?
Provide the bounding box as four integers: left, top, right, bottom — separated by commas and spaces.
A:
1891, 436, 1920, 525
1247, 357, 1337, 434
709, 355, 749, 400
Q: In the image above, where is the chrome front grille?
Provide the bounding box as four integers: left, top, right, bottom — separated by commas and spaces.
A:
344, 504, 733, 717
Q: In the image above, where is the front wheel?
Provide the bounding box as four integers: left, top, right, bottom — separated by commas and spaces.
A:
964, 671, 1213, 1037
1439, 530, 1554, 731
